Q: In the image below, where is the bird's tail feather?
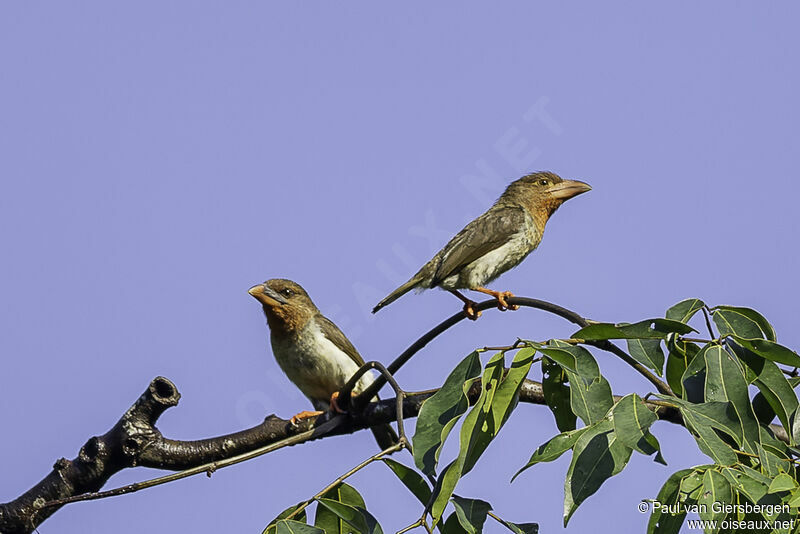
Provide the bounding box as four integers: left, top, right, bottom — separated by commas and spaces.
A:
372, 276, 421, 314
371, 423, 400, 451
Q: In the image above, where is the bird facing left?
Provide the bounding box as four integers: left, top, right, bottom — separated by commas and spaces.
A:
248, 278, 399, 450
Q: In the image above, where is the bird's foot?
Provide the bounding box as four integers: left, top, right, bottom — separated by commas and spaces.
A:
463, 301, 482, 321
290, 410, 325, 425
329, 391, 348, 414
474, 287, 519, 312
496, 291, 519, 311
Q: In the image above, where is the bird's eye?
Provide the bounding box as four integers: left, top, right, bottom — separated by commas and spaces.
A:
281, 288, 293, 297
539, 179, 549, 186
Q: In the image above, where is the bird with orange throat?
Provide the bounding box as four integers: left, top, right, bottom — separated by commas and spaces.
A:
249, 279, 399, 450
372, 172, 591, 319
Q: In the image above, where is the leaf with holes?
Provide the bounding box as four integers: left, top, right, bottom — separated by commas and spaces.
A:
542, 356, 576, 432
698, 470, 732, 524
533, 341, 600, 382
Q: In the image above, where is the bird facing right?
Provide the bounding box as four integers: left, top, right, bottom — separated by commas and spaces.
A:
372, 171, 591, 319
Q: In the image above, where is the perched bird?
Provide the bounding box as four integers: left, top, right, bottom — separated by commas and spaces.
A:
372, 171, 591, 319
249, 278, 398, 449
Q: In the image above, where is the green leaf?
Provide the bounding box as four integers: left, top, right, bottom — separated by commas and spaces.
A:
756, 442, 792, 478
712, 306, 777, 341
768, 473, 798, 494
315, 499, 383, 534
646, 468, 694, 534
263, 504, 308, 534
314, 483, 366, 534
498, 521, 539, 534
563, 419, 633, 525
626, 338, 665, 376
665, 336, 700, 398
665, 298, 706, 323
612, 394, 666, 464
729, 341, 799, 438
703, 345, 761, 454
274, 521, 325, 534
485, 347, 536, 435
429, 352, 506, 523
731, 336, 800, 368
541, 357, 576, 432
414, 351, 483, 476
441, 513, 468, 534
451, 495, 492, 534
566, 370, 613, 426
792, 408, 800, 446
462, 352, 514, 474
698, 470, 732, 525
572, 318, 695, 341
678, 468, 707, 501
381, 458, 432, 506
512, 428, 588, 482
680, 344, 710, 403
534, 342, 599, 382
658, 397, 739, 465
719, 466, 771, 504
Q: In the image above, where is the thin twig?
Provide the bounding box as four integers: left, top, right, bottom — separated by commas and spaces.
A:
285, 439, 407, 521
702, 307, 716, 339
396, 519, 426, 534
338, 360, 408, 442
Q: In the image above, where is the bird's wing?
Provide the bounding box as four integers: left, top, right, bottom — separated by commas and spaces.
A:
318, 315, 366, 367
432, 206, 528, 286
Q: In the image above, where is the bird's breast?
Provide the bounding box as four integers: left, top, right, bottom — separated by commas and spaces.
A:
445, 216, 540, 289
270, 323, 374, 409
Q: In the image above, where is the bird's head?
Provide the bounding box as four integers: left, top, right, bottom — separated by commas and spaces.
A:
248, 278, 318, 334
502, 171, 591, 227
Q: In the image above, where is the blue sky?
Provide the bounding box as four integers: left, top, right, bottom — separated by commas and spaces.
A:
1, 3, 798, 532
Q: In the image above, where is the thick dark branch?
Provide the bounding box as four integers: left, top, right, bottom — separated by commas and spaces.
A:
355, 296, 673, 409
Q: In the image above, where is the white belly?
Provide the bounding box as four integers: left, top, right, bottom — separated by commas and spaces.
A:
271, 322, 376, 410
441, 229, 537, 289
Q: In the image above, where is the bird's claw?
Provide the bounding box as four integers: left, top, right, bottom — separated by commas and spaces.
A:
290, 410, 325, 425
330, 391, 348, 414
463, 302, 482, 321
496, 291, 519, 311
